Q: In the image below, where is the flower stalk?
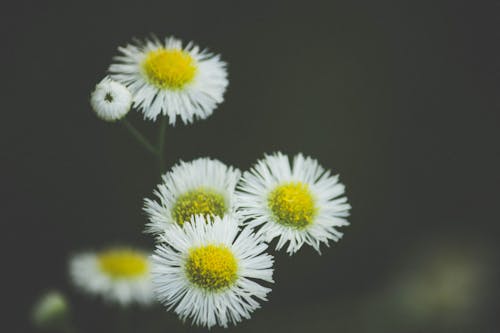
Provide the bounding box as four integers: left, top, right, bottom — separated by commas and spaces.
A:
122, 119, 159, 156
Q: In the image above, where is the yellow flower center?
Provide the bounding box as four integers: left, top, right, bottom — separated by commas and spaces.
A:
268, 182, 317, 229
172, 188, 227, 226
185, 245, 238, 291
98, 249, 148, 279
142, 48, 197, 89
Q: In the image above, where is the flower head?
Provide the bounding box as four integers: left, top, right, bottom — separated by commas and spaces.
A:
237, 152, 351, 254
144, 157, 240, 236
109, 36, 228, 124
69, 247, 154, 306
152, 215, 274, 328
90, 77, 132, 121
32, 291, 69, 329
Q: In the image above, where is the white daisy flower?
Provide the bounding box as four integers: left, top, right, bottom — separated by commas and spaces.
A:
108, 36, 228, 124
152, 215, 274, 328
69, 247, 154, 306
143, 157, 241, 236
236, 152, 351, 255
90, 77, 132, 121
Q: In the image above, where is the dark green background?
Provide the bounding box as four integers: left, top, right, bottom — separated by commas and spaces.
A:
4, 1, 498, 332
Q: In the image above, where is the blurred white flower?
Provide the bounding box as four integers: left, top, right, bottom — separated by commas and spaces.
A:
69, 247, 154, 306
237, 152, 351, 254
152, 215, 274, 328
90, 77, 132, 121
109, 36, 228, 124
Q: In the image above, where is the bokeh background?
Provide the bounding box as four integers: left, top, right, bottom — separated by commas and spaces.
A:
4, 1, 498, 332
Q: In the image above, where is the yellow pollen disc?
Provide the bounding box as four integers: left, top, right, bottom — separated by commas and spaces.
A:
142, 48, 196, 89
98, 249, 148, 279
185, 245, 238, 291
172, 188, 227, 226
268, 182, 317, 229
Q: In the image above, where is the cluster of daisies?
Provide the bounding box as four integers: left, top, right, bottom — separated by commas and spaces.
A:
69, 36, 350, 329
90, 36, 227, 124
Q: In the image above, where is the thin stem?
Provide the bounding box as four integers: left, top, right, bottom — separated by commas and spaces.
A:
122, 119, 158, 156
158, 115, 167, 173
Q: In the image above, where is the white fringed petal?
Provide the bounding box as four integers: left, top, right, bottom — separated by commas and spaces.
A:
90, 77, 132, 122
151, 215, 274, 328
143, 157, 241, 237
236, 152, 351, 255
108, 36, 228, 124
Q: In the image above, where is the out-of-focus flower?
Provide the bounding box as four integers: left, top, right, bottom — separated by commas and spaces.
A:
32, 291, 69, 329
237, 152, 351, 255
152, 215, 274, 328
90, 77, 132, 121
144, 157, 240, 236
396, 247, 488, 323
69, 247, 154, 306
108, 36, 228, 124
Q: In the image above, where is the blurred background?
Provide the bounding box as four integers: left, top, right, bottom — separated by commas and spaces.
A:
3, 1, 498, 332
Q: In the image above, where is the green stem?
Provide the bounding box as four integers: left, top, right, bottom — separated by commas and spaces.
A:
122, 119, 158, 156
158, 115, 167, 173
